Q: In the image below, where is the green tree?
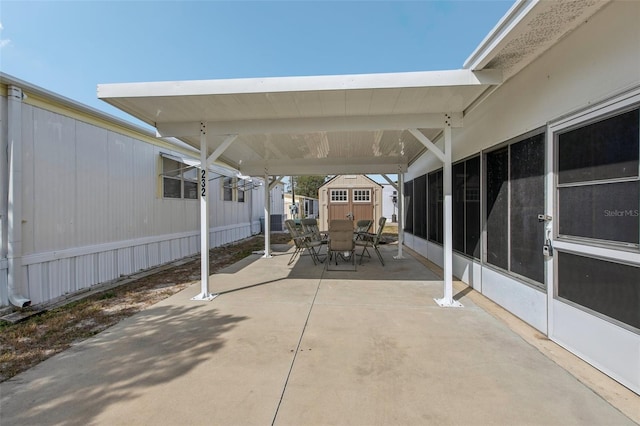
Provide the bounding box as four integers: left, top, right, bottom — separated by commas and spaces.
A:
294, 175, 327, 198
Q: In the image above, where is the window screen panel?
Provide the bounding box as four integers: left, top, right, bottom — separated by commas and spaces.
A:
486, 148, 509, 269
558, 109, 639, 184
453, 162, 465, 252
163, 178, 181, 198
404, 181, 413, 233
558, 252, 640, 330
428, 170, 443, 243
510, 134, 545, 284
223, 177, 234, 201
558, 181, 639, 244
465, 156, 481, 259
183, 181, 198, 199
414, 175, 427, 238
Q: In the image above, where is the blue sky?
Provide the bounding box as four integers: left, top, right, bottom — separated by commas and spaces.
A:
1, 0, 513, 128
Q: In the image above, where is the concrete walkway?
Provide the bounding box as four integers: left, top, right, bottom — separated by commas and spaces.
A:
1, 244, 637, 425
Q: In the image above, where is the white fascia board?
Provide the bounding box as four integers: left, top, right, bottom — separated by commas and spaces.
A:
157, 113, 463, 137
463, 0, 538, 70
98, 69, 501, 99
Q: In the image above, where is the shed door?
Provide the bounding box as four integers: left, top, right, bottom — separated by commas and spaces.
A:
327, 188, 374, 228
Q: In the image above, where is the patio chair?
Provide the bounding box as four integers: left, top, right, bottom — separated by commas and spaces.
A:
355, 216, 387, 266
284, 219, 324, 265
354, 219, 373, 240
327, 219, 356, 270
301, 218, 328, 245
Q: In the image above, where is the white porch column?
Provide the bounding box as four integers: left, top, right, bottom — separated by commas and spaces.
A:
435, 120, 462, 307
192, 123, 216, 301
263, 172, 272, 258
394, 172, 405, 260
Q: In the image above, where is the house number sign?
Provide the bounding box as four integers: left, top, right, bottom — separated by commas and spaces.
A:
201, 169, 206, 197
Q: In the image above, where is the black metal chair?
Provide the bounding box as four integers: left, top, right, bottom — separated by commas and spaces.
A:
355, 217, 387, 266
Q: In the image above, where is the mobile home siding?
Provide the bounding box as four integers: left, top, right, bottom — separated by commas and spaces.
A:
0, 81, 267, 306
0, 91, 7, 303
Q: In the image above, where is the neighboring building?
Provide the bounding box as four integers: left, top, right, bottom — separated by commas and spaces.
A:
402, 0, 639, 395
381, 183, 398, 223
319, 175, 383, 232
269, 182, 286, 232
283, 193, 319, 221
0, 74, 271, 307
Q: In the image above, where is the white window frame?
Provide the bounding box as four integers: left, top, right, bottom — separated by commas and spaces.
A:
352, 189, 371, 203
161, 155, 198, 200
548, 88, 640, 332
222, 177, 236, 202
237, 179, 246, 203
551, 94, 640, 251
330, 189, 348, 203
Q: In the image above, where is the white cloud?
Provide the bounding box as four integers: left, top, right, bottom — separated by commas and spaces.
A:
0, 21, 9, 48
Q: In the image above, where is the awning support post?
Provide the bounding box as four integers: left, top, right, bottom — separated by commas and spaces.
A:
435, 118, 462, 307
192, 122, 217, 301
394, 171, 405, 260
263, 171, 272, 258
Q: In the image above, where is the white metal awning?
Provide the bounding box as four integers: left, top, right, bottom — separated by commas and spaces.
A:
98, 69, 502, 176
97, 68, 504, 305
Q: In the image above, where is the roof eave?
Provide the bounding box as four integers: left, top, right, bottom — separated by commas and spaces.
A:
463, 0, 538, 71
97, 69, 502, 100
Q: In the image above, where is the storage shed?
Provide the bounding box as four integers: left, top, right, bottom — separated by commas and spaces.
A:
319, 175, 383, 232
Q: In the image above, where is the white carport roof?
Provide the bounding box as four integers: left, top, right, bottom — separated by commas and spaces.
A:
98, 69, 497, 305
98, 69, 502, 176
95, 0, 610, 303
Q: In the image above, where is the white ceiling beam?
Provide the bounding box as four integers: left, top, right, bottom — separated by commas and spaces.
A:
380, 174, 399, 191
408, 128, 445, 163
156, 122, 202, 137
207, 113, 460, 135
240, 157, 408, 176
206, 134, 237, 165
155, 113, 463, 137
269, 176, 284, 190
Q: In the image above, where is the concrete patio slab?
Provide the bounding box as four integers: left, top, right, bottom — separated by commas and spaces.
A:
0, 244, 637, 425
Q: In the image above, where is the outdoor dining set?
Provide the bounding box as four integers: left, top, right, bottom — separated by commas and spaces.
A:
284, 217, 387, 270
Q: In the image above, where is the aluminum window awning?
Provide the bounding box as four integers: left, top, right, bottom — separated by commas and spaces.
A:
98, 69, 502, 176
